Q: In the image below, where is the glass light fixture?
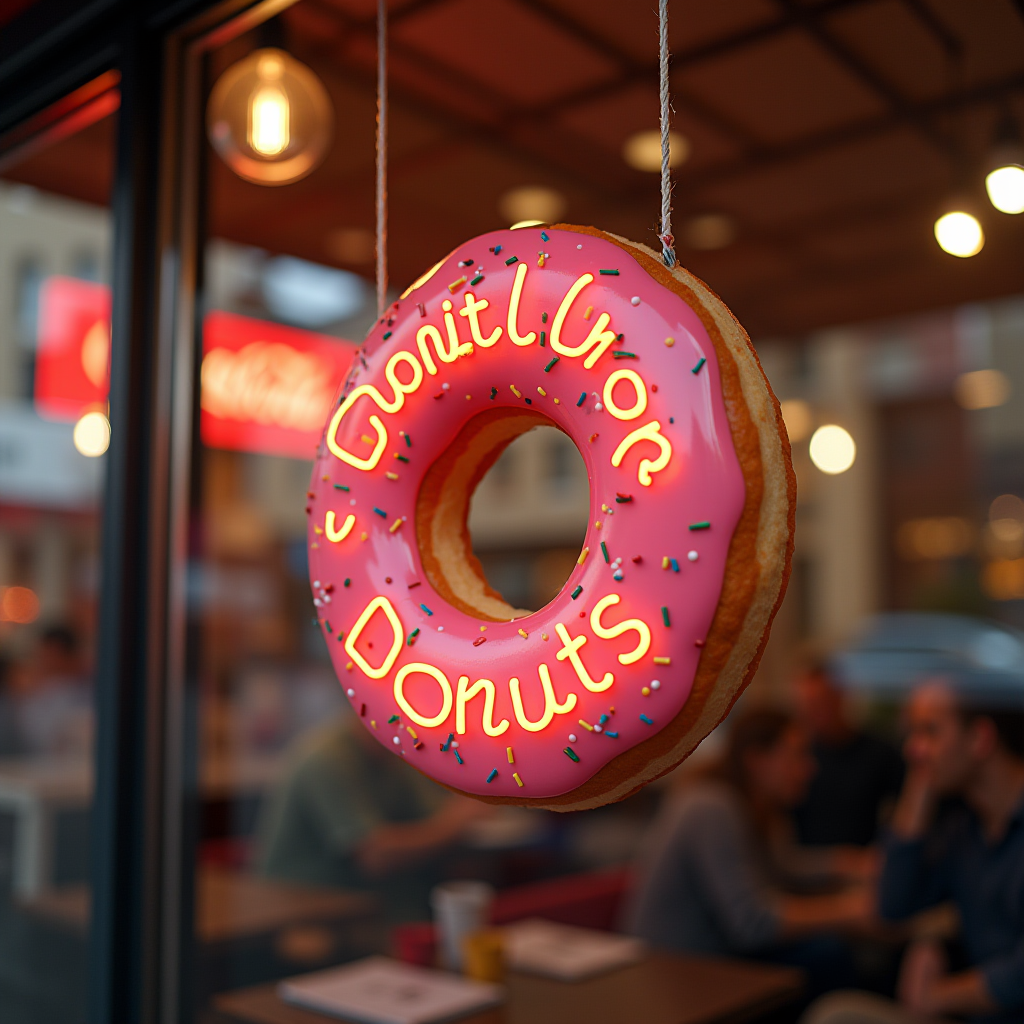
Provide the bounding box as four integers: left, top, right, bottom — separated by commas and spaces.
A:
933, 210, 984, 258
809, 424, 856, 475
207, 48, 332, 186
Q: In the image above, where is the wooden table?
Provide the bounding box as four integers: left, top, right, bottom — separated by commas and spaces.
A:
214, 953, 804, 1024
23, 866, 377, 943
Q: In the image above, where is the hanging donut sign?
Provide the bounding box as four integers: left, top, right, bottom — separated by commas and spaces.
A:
306, 225, 794, 810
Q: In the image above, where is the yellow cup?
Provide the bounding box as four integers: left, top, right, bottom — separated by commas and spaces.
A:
461, 928, 505, 983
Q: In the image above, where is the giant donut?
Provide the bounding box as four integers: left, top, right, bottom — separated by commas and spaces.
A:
307, 224, 795, 811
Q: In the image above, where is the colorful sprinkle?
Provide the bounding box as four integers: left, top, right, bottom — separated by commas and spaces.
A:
510, 384, 522, 398
541, 311, 548, 323
654, 656, 671, 666
518, 628, 529, 639
578, 719, 594, 732
448, 276, 467, 293
651, 680, 661, 690
407, 628, 420, 645
661, 607, 671, 627
605, 731, 618, 738
564, 747, 580, 763
385, 472, 399, 481
688, 550, 698, 561
612, 351, 637, 359
333, 484, 350, 491
571, 585, 583, 600
670, 558, 680, 572
513, 772, 523, 787
383, 331, 392, 340
577, 546, 589, 565
692, 357, 706, 374
689, 521, 711, 531
539, 331, 546, 347
615, 494, 633, 503
473, 636, 486, 646
454, 749, 464, 764
630, 296, 641, 306
490, 386, 498, 399
486, 768, 498, 783
506, 746, 515, 764
470, 274, 484, 286
583, 305, 593, 320
388, 715, 400, 724
395, 454, 410, 463
406, 726, 418, 739
540, 231, 549, 242
640, 714, 654, 725
537, 386, 547, 396
442, 733, 453, 752
344, 578, 351, 587
601, 541, 610, 563
599, 269, 620, 276
373, 507, 387, 517
544, 356, 560, 372
417, 303, 426, 317
404, 433, 412, 447
420, 604, 434, 616
504, 255, 518, 266
577, 392, 586, 407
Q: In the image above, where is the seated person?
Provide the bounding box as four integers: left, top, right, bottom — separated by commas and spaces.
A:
624, 707, 872, 995
258, 709, 488, 922
794, 661, 904, 847
802, 679, 1024, 1024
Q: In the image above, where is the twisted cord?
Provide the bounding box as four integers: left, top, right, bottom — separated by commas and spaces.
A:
375, 0, 388, 317
658, 0, 677, 268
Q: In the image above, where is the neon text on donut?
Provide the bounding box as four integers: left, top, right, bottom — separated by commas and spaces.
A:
343, 592, 653, 737
325, 265, 673, 486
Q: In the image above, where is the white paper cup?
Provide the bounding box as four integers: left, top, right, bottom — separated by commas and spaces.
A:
430, 880, 495, 971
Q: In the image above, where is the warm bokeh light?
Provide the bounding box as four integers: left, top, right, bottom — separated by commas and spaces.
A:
325, 227, 375, 265
681, 213, 736, 251
933, 211, 984, 257
985, 164, 1024, 214
990, 494, 1024, 543
779, 398, 812, 442
498, 186, 565, 226
73, 410, 111, 457
809, 424, 856, 475
249, 55, 290, 157
983, 557, 1024, 601
897, 516, 974, 561
0, 586, 40, 624
622, 129, 690, 172
954, 368, 1011, 410
207, 48, 332, 186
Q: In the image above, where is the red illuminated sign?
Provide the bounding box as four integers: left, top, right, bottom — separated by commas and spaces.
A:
33, 278, 355, 459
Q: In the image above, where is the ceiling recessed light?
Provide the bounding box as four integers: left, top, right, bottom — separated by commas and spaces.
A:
622, 130, 690, 172
682, 213, 736, 251
499, 186, 566, 226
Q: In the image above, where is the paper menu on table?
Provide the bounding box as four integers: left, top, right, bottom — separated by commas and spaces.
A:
278, 956, 504, 1024
500, 919, 645, 981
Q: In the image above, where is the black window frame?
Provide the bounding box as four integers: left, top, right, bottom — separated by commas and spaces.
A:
0, 2, 278, 1021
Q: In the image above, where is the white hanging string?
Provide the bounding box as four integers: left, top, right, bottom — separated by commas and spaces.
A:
658, 0, 677, 268
375, 0, 388, 318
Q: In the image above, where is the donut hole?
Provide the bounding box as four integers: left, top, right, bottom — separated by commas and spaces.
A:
416, 410, 589, 621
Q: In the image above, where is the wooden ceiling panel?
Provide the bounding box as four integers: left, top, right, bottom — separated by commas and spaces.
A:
556, 82, 741, 171
692, 128, 946, 230
392, 0, 618, 106
677, 28, 887, 144
545, 0, 779, 63
826, 0, 951, 101
924, 0, 1024, 89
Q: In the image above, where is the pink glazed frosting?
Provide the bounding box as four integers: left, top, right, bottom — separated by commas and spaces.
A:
307, 227, 745, 800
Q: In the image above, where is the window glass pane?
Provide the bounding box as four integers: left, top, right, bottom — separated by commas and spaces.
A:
0, 92, 117, 1023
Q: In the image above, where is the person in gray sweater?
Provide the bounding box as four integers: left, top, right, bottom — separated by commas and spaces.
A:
624, 708, 874, 993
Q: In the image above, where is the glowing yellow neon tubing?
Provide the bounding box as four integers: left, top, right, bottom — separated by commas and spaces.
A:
394, 663, 453, 728
611, 420, 673, 486
590, 594, 651, 665
324, 511, 355, 543
343, 595, 403, 679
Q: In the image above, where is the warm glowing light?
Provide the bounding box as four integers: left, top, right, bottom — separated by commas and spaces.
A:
990, 494, 1024, 544
780, 399, 812, 442
249, 84, 289, 156
983, 558, 1024, 601
73, 410, 110, 457
510, 220, 545, 229
681, 213, 736, 251
897, 517, 974, 561
499, 186, 566, 226
809, 424, 855, 475
934, 211, 984, 257
954, 368, 1011, 410
622, 130, 690, 172
207, 48, 332, 186
0, 586, 40, 624
985, 164, 1024, 215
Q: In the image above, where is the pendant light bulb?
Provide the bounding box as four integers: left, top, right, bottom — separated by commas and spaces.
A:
208, 47, 332, 186
985, 164, 1024, 215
